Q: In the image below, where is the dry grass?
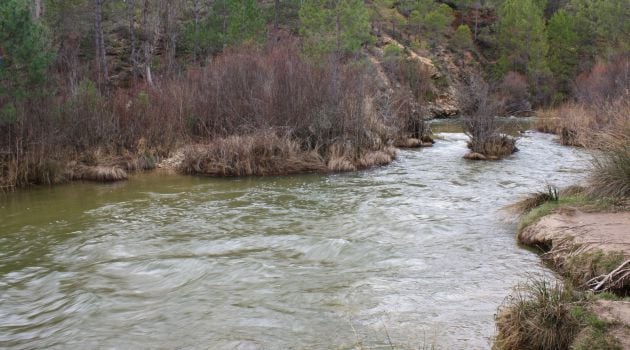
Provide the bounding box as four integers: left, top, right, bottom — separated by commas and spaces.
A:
180, 133, 325, 177
506, 185, 560, 215
533, 55, 629, 149
71, 165, 128, 182
588, 131, 630, 200
533, 108, 561, 134
180, 132, 397, 177
495, 277, 624, 350
494, 279, 581, 350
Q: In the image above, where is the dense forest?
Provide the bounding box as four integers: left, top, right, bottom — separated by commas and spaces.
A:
0, 0, 628, 189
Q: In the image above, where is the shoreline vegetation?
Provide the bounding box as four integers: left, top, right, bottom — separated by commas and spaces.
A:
495, 65, 629, 348
0, 41, 440, 191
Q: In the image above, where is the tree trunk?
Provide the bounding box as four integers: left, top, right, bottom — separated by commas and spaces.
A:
161, 1, 177, 73
274, 0, 280, 29
473, 1, 480, 41
141, 0, 155, 87
128, 0, 138, 80
193, 0, 201, 61
94, 0, 108, 85
33, 0, 44, 20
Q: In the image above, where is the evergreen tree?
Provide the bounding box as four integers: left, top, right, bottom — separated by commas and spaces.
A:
452, 25, 475, 51
546, 9, 578, 96
569, 0, 630, 54
496, 0, 549, 80
226, 0, 265, 44
424, 3, 454, 36
299, 0, 373, 58
0, 0, 51, 123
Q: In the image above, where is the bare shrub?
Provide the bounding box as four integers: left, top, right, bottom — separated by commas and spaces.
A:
458, 75, 517, 160
498, 71, 531, 116
381, 54, 435, 147
573, 54, 629, 107
2, 40, 404, 188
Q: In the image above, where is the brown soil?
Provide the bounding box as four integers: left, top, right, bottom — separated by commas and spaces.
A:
518, 210, 630, 347
590, 300, 630, 350
518, 211, 630, 255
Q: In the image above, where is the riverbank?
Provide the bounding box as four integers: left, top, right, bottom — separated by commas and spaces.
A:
0, 131, 590, 348
495, 195, 630, 349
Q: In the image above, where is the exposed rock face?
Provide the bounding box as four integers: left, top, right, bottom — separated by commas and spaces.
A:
375, 31, 492, 120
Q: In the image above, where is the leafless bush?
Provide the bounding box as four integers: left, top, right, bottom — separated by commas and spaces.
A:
458, 75, 517, 159
498, 71, 531, 116
1, 40, 402, 188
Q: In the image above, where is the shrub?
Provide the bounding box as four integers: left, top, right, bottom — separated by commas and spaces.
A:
498, 72, 531, 115
451, 25, 474, 51
383, 43, 403, 58
1, 40, 407, 188
458, 76, 518, 160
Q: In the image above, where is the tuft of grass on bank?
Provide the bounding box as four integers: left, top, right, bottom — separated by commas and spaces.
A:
517, 194, 586, 233
511, 184, 626, 233
494, 279, 581, 350
494, 278, 622, 350
589, 133, 630, 200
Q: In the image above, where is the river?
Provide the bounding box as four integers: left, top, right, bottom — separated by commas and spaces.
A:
0, 130, 590, 349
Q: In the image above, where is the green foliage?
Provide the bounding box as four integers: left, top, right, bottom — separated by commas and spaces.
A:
181, 0, 266, 56
0, 0, 51, 108
571, 305, 622, 350
451, 25, 475, 51
299, 0, 373, 58
424, 4, 454, 35
182, 12, 226, 57
226, 0, 265, 44
546, 9, 579, 95
403, 0, 454, 38
496, 0, 549, 80
383, 43, 403, 58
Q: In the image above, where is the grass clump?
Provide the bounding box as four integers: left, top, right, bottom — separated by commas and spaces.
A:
508, 185, 560, 216
495, 278, 623, 350
494, 279, 581, 350
588, 132, 630, 200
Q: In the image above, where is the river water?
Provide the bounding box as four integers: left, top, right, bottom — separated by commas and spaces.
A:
0, 130, 590, 349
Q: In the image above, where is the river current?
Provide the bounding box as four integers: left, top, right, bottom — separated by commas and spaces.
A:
0, 130, 590, 349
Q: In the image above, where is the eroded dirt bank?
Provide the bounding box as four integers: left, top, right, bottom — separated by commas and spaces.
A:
518, 210, 630, 348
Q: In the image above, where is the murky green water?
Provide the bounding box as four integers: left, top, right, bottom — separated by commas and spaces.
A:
0, 131, 590, 349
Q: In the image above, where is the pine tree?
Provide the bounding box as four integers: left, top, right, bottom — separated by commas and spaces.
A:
546, 9, 578, 96
226, 0, 265, 44
452, 25, 475, 51
0, 0, 51, 123
299, 0, 373, 58
496, 0, 549, 80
